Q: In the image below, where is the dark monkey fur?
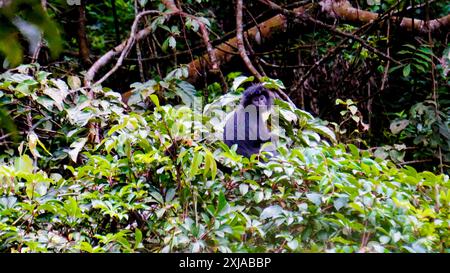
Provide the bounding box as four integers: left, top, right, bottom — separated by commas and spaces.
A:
223, 84, 277, 157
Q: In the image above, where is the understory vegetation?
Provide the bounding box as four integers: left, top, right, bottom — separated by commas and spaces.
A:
0, 67, 448, 252
0, 0, 449, 253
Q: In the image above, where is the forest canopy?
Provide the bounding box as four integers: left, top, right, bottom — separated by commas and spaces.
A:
0, 0, 449, 253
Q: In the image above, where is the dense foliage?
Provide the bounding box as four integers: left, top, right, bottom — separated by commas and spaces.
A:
0, 0, 449, 253
0, 67, 448, 252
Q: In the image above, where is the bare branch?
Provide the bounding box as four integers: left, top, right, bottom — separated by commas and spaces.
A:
319, 0, 449, 33
236, 0, 262, 80
259, 0, 401, 65
86, 0, 221, 88
84, 10, 163, 87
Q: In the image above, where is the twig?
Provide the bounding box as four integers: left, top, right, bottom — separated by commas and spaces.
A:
380, 18, 391, 91
259, 0, 404, 89
259, 0, 401, 66
243, 7, 267, 77
244, 32, 266, 76
308, 17, 401, 65
258, 57, 310, 69
397, 159, 433, 166
425, 0, 442, 213
134, 0, 145, 82
31, 0, 47, 63
86, 0, 221, 88
86, 10, 163, 87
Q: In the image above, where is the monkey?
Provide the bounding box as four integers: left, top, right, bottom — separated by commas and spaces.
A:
222, 84, 277, 158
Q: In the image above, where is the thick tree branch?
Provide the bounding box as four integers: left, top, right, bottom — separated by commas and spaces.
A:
186, 10, 294, 83
260, 0, 401, 65
236, 0, 262, 80
85, 0, 220, 88
185, 0, 448, 83
85, 10, 163, 87
320, 0, 449, 33
77, 0, 91, 68
165, 0, 220, 77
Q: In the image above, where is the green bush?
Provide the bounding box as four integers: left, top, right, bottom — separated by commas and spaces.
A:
0, 68, 448, 253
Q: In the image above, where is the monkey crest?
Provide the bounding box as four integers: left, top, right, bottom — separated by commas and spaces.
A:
240, 83, 273, 109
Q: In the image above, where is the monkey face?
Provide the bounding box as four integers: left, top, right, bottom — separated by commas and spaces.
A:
241, 84, 273, 109
251, 94, 268, 107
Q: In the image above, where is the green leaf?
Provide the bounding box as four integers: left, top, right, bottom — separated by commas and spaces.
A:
0, 107, 18, 141
161, 37, 169, 53
334, 197, 349, 211
0, 30, 23, 66
203, 148, 217, 180
134, 229, 143, 249
348, 105, 358, 115
68, 138, 88, 162
190, 152, 203, 178
168, 36, 176, 49
239, 184, 249, 196
403, 64, 411, 77
260, 205, 283, 220
149, 191, 164, 205
254, 191, 264, 203
150, 94, 160, 107
348, 202, 365, 214
165, 188, 176, 202
68, 76, 81, 90
313, 125, 337, 143
14, 154, 34, 173
379, 236, 390, 244
217, 191, 227, 214
348, 144, 360, 159
231, 76, 253, 91
43, 87, 67, 111
176, 81, 197, 106
306, 192, 322, 206
287, 239, 299, 250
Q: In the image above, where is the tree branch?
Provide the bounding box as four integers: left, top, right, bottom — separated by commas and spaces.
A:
185, 0, 448, 83
85, 0, 220, 88
84, 10, 163, 87
236, 0, 262, 80
320, 0, 449, 33
77, 0, 91, 68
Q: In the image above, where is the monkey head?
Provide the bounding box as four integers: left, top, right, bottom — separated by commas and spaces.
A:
241, 84, 273, 109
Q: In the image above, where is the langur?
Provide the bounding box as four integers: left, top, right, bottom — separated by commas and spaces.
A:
223, 84, 277, 157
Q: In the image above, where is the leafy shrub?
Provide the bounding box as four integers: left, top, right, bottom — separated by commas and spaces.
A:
0, 68, 449, 253
382, 99, 450, 173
